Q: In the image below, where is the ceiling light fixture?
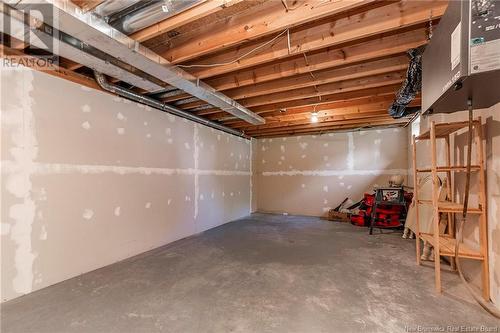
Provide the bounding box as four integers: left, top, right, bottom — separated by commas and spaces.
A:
311, 112, 319, 123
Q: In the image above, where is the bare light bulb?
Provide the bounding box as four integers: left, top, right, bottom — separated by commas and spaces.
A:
311, 112, 319, 123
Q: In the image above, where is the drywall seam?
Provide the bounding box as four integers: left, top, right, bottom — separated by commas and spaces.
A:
4, 69, 37, 295
261, 169, 409, 176
347, 132, 355, 170
249, 138, 253, 214
0, 162, 251, 176
193, 124, 199, 221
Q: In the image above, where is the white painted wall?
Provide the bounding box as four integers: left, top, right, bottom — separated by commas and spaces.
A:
408, 105, 500, 309
1, 67, 252, 302
254, 128, 409, 217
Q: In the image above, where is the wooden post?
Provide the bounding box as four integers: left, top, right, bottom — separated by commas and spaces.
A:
475, 117, 490, 301
412, 135, 421, 265
430, 121, 441, 293
445, 135, 456, 270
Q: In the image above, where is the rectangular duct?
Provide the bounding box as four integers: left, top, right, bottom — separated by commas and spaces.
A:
5, 0, 265, 125
0, 5, 164, 92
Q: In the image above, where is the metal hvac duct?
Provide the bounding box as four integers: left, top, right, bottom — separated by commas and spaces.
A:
94, 72, 248, 139
94, 0, 142, 18
5, 0, 265, 125
108, 0, 203, 34
0, 3, 164, 92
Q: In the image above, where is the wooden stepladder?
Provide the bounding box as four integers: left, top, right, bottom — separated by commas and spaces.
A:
412, 118, 489, 300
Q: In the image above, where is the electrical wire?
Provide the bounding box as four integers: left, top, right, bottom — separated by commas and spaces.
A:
455, 101, 500, 319
178, 28, 290, 69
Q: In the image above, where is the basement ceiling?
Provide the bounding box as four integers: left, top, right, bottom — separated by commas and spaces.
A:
3, 0, 448, 137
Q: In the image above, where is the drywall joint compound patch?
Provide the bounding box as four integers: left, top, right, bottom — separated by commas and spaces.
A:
261, 169, 409, 176
194, 124, 199, 221
347, 132, 354, 170
3, 67, 37, 295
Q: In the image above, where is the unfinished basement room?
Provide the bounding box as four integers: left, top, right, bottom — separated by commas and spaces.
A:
1, 0, 500, 332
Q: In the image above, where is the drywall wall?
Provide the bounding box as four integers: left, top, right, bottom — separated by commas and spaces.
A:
254, 128, 409, 217
1, 66, 252, 302
408, 104, 500, 309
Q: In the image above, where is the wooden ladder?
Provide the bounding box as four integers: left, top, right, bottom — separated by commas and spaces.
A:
412, 118, 489, 300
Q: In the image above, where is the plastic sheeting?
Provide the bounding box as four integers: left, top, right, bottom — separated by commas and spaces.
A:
388, 47, 425, 118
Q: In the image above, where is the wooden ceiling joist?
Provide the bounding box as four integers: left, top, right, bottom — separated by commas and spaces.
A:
224, 96, 409, 128
197, 27, 429, 91
161, 54, 408, 103
245, 114, 396, 132
232, 98, 421, 132
181, 1, 447, 79
72, 0, 105, 12
176, 71, 403, 111
246, 118, 407, 137
222, 55, 408, 100
202, 84, 402, 120
231, 71, 405, 109
250, 121, 406, 138
160, 0, 378, 63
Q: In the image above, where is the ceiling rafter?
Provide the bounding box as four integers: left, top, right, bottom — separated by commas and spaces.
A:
246, 118, 408, 137
160, 0, 379, 63
161, 54, 409, 104
179, 1, 446, 79
199, 84, 402, 120
177, 71, 404, 110
224, 95, 415, 129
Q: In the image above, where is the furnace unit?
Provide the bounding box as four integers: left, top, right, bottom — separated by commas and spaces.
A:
422, 0, 500, 114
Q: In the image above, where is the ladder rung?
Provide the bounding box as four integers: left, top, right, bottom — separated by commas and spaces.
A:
416, 165, 481, 173
419, 233, 484, 260
416, 201, 483, 214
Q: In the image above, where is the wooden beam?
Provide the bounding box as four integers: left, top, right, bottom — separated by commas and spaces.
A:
225, 96, 406, 128
244, 114, 397, 133
239, 111, 392, 132
223, 55, 408, 100
197, 27, 429, 85
182, 1, 446, 78
233, 71, 404, 109
246, 118, 407, 136
250, 121, 406, 138
200, 84, 402, 119
162, 54, 408, 103
72, 0, 105, 12
235, 98, 421, 131
130, 0, 244, 43
178, 71, 403, 110
0, 45, 101, 91
161, 0, 378, 63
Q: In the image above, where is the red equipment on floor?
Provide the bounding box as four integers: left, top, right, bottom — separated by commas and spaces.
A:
350, 192, 413, 228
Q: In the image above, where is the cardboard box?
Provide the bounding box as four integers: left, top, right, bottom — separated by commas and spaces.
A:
327, 210, 351, 222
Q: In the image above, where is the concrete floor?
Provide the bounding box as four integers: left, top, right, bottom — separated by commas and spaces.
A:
1, 213, 498, 332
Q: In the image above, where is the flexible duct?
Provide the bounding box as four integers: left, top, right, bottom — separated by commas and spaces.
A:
93, 72, 248, 139
388, 47, 424, 118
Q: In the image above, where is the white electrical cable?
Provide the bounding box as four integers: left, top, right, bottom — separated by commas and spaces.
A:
178, 28, 290, 69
